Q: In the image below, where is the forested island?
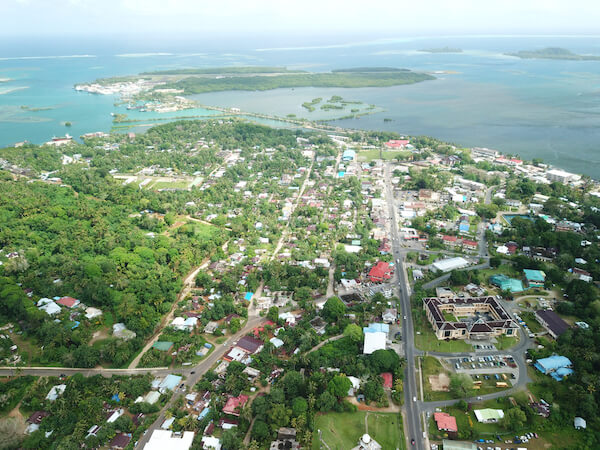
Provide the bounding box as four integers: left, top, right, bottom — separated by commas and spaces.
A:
419, 47, 463, 53
76, 66, 435, 97
506, 47, 600, 61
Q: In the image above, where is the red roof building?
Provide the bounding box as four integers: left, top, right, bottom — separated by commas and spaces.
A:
380, 372, 393, 389
434, 412, 458, 432
384, 139, 410, 148
109, 432, 131, 449
57, 296, 79, 308
462, 239, 478, 250
368, 261, 393, 283
223, 394, 249, 416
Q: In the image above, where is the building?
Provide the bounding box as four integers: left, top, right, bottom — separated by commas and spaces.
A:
442, 440, 476, 450
56, 296, 80, 308
145, 430, 195, 450
201, 436, 222, 450
471, 147, 499, 159
546, 168, 581, 184
158, 374, 182, 392
535, 310, 569, 339
46, 384, 66, 401
523, 269, 546, 288
424, 296, 518, 340
534, 355, 573, 381
236, 335, 264, 354
462, 239, 478, 251
223, 394, 249, 416
489, 274, 524, 293
363, 331, 386, 354
109, 432, 131, 449
342, 149, 356, 161
382, 308, 397, 324
384, 139, 409, 148
474, 409, 504, 423
574, 417, 587, 430
434, 412, 458, 434
352, 433, 382, 450
431, 257, 470, 273
368, 261, 393, 283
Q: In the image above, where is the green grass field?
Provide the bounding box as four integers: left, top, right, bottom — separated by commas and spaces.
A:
312, 411, 404, 450
357, 149, 411, 162
521, 312, 543, 333
495, 334, 520, 350
413, 314, 472, 353
149, 180, 191, 190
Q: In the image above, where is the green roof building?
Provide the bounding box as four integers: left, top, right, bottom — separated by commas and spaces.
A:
152, 341, 174, 352
490, 274, 524, 293
524, 269, 546, 287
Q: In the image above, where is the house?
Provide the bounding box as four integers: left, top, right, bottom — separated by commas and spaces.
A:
462, 239, 478, 251
270, 337, 284, 348
201, 436, 222, 450
424, 296, 518, 340
223, 394, 249, 416
171, 316, 197, 331
236, 335, 264, 354
145, 430, 195, 450
442, 235, 460, 247
109, 432, 131, 449
56, 296, 79, 308
85, 307, 102, 320
204, 321, 219, 334
46, 384, 66, 401
384, 139, 409, 148
113, 323, 136, 340
434, 412, 458, 434
25, 411, 49, 434
474, 409, 504, 423
382, 308, 397, 324
342, 149, 356, 161
535, 355, 573, 381
158, 374, 182, 392
368, 261, 393, 283
37, 298, 61, 315
270, 427, 301, 450
535, 310, 569, 339
489, 274, 524, 293
363, 331, 386, 354
380, 372, 393, 389
574, 417, 587, 430
310, 316, 327, 335
347, 376, 361, 396
524, 269, 546, 288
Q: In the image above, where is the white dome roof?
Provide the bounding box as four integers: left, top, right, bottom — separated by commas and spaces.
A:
361, 434, 371, 444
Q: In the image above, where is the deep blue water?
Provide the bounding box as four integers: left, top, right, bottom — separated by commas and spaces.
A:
0, 35, 599, 177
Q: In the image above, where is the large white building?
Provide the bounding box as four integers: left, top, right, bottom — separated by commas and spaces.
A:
546, 169, 581, 184
145, 430, 195, 450
431, 257, 470, 273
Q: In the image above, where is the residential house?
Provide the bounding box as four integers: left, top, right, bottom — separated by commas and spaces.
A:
535, 310, 569, 339
434, 412, 458, 436
223, 394, 249, 416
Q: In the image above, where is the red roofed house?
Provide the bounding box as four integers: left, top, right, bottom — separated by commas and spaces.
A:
380, 372, 393, 389
462, 239, 478, 251
384, 139, 410, 149
368, 261, 393, 283
223, 394, 249, 416
434, 412, 458, 435
442, 235, 460, 248
57, 296, 80, 308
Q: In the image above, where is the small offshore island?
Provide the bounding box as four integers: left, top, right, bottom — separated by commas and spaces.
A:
506, 47, 600, 61
419, 46, 463, 53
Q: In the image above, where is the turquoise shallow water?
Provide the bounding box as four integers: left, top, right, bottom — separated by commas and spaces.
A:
0, 35, 599, 176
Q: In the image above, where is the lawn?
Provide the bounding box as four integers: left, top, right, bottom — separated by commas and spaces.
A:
312, 411, 404, 450
413, 313, 472, 353
520, 312, 543, 334
149, 180, 191, 190
358, 149, 410, 162
495, 334, 520, 350
422, 356, 452, 402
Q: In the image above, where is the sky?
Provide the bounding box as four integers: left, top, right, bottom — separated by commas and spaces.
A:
3, 0, 600, 38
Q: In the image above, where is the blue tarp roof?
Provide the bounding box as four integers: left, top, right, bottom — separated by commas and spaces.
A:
112, 393, 121, 402
363, 323, 389, 334
244, 292, 254, 301
524, 269, 546, 281
198, 407, 210, 420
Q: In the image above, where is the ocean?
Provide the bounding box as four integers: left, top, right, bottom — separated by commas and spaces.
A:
0, 35, 599, 177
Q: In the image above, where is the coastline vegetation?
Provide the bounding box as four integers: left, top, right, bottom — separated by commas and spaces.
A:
506, 47, 600, 61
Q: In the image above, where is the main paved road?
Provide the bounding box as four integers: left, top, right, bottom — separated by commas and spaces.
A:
383, 163, 423, 449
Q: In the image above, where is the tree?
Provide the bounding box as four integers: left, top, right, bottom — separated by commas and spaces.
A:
251, 420, 271, 442
327, 375, 352, 399
292, 397, 308, 417
449, 373, 473, 398
322, 296, 345, 323
318, 391, 336, 411
280, 371, 305, 399
267, 306, 279, 323
501, 407, 527, 431
221, 429, 242, 449
369, 349, 401, 373
343, 323, 363, 343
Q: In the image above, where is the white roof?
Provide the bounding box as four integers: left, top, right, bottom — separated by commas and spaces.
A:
431, 257, 469, 273
39, 301, 61, 315
201, 436, 222, 450
46, 384, 66, 401
85, 307, 102, 319
270, 337, 284, 348
363, 331, 386, 354
145, 430, 195, 450
161, 417, 175, 429
144, 391, 161, 404
347, 376, 361, 390
106, 409, 124, 423
171, 317, 186, 326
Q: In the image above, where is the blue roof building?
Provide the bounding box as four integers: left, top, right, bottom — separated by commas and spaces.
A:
534, 355, 573, 381
459, 222, 470, 233
342, 149, 356, 161
524, 269, 546, 287
159, 374, 182, 392
363, 323, 389, 334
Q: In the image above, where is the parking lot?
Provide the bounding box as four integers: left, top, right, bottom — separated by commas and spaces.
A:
446, 354, 519, 377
